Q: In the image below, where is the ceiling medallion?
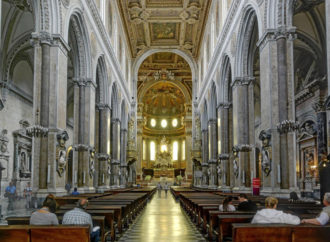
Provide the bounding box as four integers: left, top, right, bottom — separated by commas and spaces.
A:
153, 68, 175, 81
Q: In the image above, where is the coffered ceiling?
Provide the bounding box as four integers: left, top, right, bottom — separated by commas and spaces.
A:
117, 0, 211, 58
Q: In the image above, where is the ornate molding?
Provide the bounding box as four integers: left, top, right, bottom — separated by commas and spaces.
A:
257, 27, 297, 51
73, 78, 97, 89
232, 144, 252, 153
73, 144, 92, 152
217, 102, 232, 109
26, 125, 49, 137
5, 0, 32, 11
313, 100, 326, 113
218, 153, 230, 160
96, 103, 110, 111
232, 76, 255, 87
277, 120, 299, 134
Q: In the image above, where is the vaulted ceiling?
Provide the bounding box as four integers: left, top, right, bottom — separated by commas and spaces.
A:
117, 0, 211, 58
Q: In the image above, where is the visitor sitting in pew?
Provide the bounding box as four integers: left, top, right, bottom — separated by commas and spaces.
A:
251, 196, 300, 225
301, 192, 330, 225
30, 194, 59, 225
62, 198, 100, 242
219, 196, 236, 212
237, 194, 257, 212
71, 187, 80, 195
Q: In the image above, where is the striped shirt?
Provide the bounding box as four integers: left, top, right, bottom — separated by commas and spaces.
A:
62, 208, 93, 234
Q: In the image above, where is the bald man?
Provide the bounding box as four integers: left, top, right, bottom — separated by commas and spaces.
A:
62, 198, 100, 242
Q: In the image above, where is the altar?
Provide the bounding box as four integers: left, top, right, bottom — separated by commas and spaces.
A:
154, 168, 175, 178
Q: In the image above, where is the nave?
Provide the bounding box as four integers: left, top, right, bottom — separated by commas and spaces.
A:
119, 190, 205, 241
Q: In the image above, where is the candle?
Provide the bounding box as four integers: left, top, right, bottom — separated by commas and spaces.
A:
102, 173, 105, 184
277, 165, 281, 183
83, 171, 86, 184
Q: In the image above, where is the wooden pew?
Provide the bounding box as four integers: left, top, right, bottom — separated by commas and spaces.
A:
232, 223, 330, 242
6, 216, 106, 241
0, 225, 30, 242
0, 225, 90, 242
217, 214, 253, 242
56, 209, 115, 241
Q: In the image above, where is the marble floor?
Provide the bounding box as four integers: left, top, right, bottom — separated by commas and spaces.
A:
119, 191, 206, 242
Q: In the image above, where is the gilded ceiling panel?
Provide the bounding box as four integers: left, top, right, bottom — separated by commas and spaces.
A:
117, 0, 211, 57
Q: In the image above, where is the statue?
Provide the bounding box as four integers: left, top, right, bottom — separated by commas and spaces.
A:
232, 146, 239, 178
89, 149, 95, 178
56, 130, 69, 176
20, 152, 28, 172
217, 164, 222, 180
259, 130, 272, 176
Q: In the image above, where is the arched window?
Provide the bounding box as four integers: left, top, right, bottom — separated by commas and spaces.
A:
150, 141, 156, 161
182, 140, 185, 160
173, 141, 178, 161
143, 140, 146, 160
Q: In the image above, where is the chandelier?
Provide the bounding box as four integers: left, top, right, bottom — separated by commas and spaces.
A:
153, 68, 175, 81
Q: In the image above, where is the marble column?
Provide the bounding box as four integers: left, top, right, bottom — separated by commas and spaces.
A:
120, 128, 128, 187
30, 33, 70, 197
201, 128, 209, 187
111, 118, 121, 187
96, 103, 111, 191
73, 79, 96, 192
232, 77, 253, 190
208, 119, 218, 188
218, 102, 231, 190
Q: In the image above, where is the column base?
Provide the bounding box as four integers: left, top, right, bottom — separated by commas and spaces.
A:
208, 185, 218, 190
97, 185, 110, 193
220, 186, 232, 193
77, 186, 96, 194
260, 187, 297, 198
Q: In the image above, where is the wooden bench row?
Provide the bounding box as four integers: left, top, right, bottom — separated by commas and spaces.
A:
0, 225, 90, 242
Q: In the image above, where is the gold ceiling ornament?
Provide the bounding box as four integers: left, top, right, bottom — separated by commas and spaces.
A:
153, 68, 175, 81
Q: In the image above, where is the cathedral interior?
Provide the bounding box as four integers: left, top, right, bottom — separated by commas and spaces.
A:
0, 0, 330, 241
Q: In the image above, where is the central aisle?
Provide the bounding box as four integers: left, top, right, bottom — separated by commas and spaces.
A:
119, 191, 206, 241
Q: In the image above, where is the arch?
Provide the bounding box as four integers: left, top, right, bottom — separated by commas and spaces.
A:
133, 49, 197, 86
201, 100, 208, 130
110, 82, 120, 119
208, 82, 217, 120
235, 5, 261, 77
120, 100, 128, 130
137, 80, 192, 104
96, 55, 109, 105
65, 8, 92, 79
219, 55, 233, 103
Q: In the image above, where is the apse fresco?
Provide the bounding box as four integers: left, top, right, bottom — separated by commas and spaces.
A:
142, 83, 185, 116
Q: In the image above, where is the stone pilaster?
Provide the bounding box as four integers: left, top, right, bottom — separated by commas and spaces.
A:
257, 27, 297, 196
30, 32, 70, 196
201, 128, 209, 187
96, 103, 111, 191
120, 129, 128, 187
232, 77, 253, 191
73, 79, 96, 192
208, 119, 218, 188
111, 118, 121, 187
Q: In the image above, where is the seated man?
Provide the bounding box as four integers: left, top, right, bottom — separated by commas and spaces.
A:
252, 197, 300, 225
71, 187, 80, 195
302, 192, 330, 225
237, 193, 257, 211
62, 199, 99, 242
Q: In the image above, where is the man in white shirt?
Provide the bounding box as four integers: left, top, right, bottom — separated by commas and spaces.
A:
302, 192, 330, 225
252, 196, 300, 225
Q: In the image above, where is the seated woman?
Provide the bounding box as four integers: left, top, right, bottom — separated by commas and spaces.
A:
30, 194, 58, 225
302, 192, 330, 225
219, 196, 236, 212
251, 196, 300, 225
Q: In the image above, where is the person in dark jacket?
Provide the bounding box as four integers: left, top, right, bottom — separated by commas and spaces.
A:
237, 193, 257, 211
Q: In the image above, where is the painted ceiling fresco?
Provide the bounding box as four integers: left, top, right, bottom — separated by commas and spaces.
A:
117, 0, 211, 57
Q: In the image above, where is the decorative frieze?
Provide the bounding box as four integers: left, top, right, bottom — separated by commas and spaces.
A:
26, 125, 49, 137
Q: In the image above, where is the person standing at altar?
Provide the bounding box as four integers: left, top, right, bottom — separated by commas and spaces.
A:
157, 182, 162, 198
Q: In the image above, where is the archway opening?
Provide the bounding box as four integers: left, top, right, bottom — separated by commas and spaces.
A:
137, 52, 192, 184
